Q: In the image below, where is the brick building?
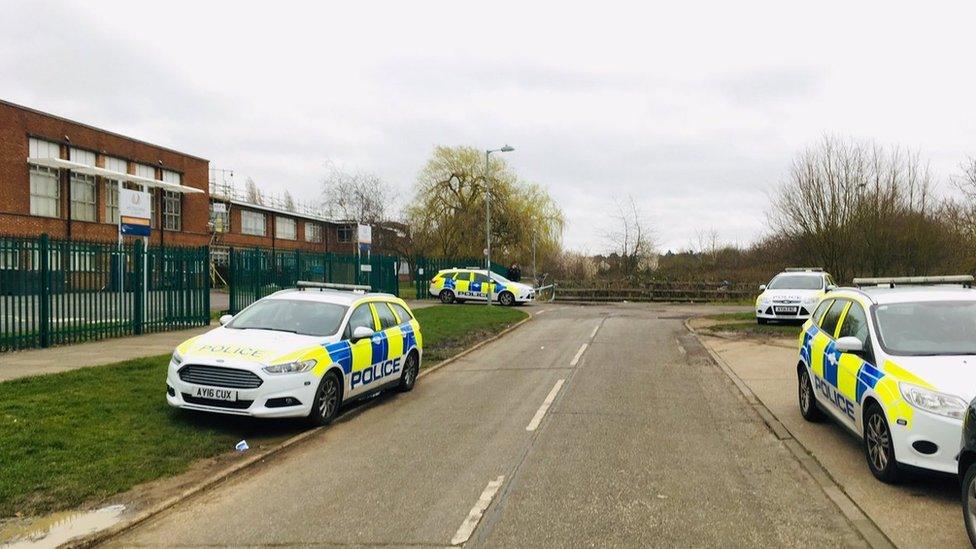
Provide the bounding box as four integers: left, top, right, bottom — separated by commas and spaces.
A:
0, 100, 373, 262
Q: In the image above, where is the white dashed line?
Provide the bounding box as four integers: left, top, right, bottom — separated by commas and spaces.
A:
451, 475, 505, 545
676, 338, 686, 355
535, 309, 548, 316
526, 379, 565, 431
590, 324, 600, 339
570, 343, 588, 367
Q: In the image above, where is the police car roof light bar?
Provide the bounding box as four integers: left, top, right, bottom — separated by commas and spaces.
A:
852, 275, 975, 289
296, 281, 372, 292
784, 267, 824, 272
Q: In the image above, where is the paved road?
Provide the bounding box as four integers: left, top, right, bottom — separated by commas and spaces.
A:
109, 304, 865, 547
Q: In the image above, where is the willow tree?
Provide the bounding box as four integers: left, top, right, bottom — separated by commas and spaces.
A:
405, 145, 563, 274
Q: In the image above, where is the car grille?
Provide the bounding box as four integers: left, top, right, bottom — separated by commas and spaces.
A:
182, 393, 254, 409
178, 364, 263, 389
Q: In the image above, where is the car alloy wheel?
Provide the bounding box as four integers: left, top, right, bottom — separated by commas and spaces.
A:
499, 292, 514, 306
797, 367, 823, 421
440, 290, 455, 304
866, 413, 890, 471
399, 353, 418, 392
317, 374, 339, 421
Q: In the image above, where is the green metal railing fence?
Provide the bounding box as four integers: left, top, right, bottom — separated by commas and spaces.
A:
0, 234, 210, 352
227, 248, 400, 314
411, 257, 508, 299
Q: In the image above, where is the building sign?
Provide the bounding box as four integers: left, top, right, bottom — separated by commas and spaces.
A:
357, 224, 372, 255
120, 188, 152, 237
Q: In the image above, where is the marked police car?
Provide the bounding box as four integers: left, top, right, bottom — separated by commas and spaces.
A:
167, 282, 422, 425
756, 268, 836, 324
428, 268, 535, 306
796, 275, 976, 483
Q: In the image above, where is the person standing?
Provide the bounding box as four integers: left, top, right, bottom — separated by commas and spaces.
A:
507, 263, 522, 282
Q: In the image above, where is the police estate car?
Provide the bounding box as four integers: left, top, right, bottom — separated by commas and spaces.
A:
167, 282, 422, 425
796, 275, 976, 483
756, 268, 836, 324
428, 268, 535, 306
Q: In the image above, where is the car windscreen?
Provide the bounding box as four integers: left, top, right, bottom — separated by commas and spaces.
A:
875, 300, 976, 355
227, 299, 348, 337
491, 273, 512, 284
767, 274, 822, 290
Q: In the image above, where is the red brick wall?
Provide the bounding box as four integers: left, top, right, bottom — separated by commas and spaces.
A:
211, 203, 358, 254
0, 100, 209, 247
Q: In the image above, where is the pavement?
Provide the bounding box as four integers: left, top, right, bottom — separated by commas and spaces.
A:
700, 333, 967, 548
106, 303, 866, 547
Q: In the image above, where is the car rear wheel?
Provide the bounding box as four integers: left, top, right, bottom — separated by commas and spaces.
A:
309, 371, 341, 426
864, 403, 901, 483
440, 289, 456, 304
499, 291, 515, 306
398, 352, 419, 392
798, 367, 824, 422
962, 463, 976, 546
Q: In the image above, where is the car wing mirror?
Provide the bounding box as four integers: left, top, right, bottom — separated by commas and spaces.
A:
352, 326, 375, 341
758, 284, 767, 291
835, 336, 864, 354
219, 314, 233, 326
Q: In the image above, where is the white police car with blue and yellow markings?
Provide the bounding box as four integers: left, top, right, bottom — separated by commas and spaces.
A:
796, 275, 976, 483
167, 282, 422, 425
428, 268, 535, 306
756, 268, 836, 324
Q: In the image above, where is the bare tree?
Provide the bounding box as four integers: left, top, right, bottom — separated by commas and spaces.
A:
321, 162, 394, 223
603, 195, 654, 274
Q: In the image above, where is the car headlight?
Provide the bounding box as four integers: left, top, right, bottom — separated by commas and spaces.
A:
263, 359, 317, 375
757, 295, 770, 305
170, 350, 183, 367
899, 382, 967, 420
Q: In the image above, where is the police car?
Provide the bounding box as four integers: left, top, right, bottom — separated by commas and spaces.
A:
428, 268, 535, 306
756, 268, 837, 324
796, 275, 976, 483
167, 282, 422, 425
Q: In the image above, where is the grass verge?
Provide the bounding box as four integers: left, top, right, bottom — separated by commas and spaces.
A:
0, 304, 528, 519
697, 312, 803, 338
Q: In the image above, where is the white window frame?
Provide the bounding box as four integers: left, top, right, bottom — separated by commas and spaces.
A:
29, 165, 60, 218
70, 172, 97, 222
163, 191, 181, 231
305, 222, 322, 243
241, 210, 266, 236
105, 180, 120, 224
275, 216, 296, 240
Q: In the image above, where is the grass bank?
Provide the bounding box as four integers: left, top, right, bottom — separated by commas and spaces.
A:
0, 304, 528, 518
697, 311, 803, 337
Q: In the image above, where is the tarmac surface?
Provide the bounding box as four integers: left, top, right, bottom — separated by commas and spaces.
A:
108, 303, 866, 547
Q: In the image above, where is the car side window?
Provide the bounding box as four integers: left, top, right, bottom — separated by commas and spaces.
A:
375, 302, 398, 330
344, 304, 376, 339
812, 299, 833, 324
837, 302, 869, 342
472, 272, 490, 284
819, 299, 847, 337
390, 303, 412, 323
453, 271, 471, 281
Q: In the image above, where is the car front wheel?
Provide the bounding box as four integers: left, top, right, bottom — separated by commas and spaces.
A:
398, 352, 419, 392
499, 291, 515, 306
309, 371, 341, 426
962, 463, 976, 546
864, 403, 901, 483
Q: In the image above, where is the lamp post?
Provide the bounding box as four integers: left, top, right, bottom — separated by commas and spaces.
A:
485, 145, 514, 306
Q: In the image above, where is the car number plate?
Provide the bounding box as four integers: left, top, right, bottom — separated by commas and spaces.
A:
193, 386, 238, 401
774, 306, 798, 314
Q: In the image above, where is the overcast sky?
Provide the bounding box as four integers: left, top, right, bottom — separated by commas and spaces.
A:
3, 0, 976, 252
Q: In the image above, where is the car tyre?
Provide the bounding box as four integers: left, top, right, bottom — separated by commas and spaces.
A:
499, 291, 515, 306
309, 370, 341, 426
864, 402, 901, 483
757, 317, 768, 325
962, 463, 976, 546
398, 351, 419, 392
440, 289, 456, 304
797, 366, 824, 422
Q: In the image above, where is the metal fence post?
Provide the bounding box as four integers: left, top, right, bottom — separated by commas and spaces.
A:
228, 247, 236, 314
202, 246, 211, 323
39, 233, 51, 348
133, 239, 144, 335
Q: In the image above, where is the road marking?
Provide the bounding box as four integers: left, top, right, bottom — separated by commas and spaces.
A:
676, 338, 686, 356
451, 475, 505, 545
570, 343, 588, 367
590, 324, 600, 339
535, 309, 548, 316
526, 379, 565, 431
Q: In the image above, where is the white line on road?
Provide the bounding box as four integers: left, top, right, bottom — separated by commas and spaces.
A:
526, 379, 565, 431
535, 309, 548, 315
590, 324, 600, 339
676, 338, 686, 355
451, 475, 506, 545
570, 343, 588, 367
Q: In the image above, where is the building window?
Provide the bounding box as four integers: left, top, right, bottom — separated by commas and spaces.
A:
210, 202, 229, 233
105, 181, 120, 224
163, 191, 181, 231
338, 224, 354, 243
305, 223, 322, 243
29, 165, 60, 217
29, 137, 60, 159
211, 245, 230, 266
134, 164, 157, 228
241, 210, 266, 236
70, 173, 97, 222
276, 217, 296, 240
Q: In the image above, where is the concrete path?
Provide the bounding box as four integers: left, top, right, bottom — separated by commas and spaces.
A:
0, 300, 434, 382
701, 334, 966, 548
108, 303, 864, 547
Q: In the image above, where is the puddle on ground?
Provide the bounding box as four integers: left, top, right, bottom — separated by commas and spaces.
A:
0, 504, 125, 548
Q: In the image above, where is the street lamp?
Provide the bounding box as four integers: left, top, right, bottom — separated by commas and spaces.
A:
485, 145, 515, 307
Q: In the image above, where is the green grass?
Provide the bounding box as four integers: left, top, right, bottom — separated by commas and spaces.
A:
0, 304, 528, 518
699, 312, 802, 337
398, 282, 418, 300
